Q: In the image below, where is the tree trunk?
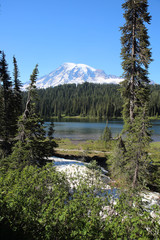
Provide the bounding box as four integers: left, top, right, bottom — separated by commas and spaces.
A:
132, 159, 139, 188
130, 4, 136, 123
18, 91, 31, 143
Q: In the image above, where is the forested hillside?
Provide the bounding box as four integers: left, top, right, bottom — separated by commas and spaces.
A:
22, 83, 160, 119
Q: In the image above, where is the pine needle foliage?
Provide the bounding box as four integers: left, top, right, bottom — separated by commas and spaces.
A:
0, 52, 15, 156
101, 121, 112, 142
13, 56, 22, 119
48, 121, 55, 140
110, 0, 152, 189
120, 0, 152, 125
10, 65, 57, 167
121, 0, 152, 189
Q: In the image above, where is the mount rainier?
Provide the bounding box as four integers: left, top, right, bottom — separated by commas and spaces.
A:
23, 63, 123, 90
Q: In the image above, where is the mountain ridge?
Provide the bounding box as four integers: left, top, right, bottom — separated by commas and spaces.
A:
22, 63, 123, 90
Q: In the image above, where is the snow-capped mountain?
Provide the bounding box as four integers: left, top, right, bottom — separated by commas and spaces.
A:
23, 63, 123, 90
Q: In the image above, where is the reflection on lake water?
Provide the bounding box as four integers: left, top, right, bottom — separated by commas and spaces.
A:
45, 119, 160, 142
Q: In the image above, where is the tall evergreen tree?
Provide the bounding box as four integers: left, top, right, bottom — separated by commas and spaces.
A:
121, 0, 152, 124
11, 65, 57, 167
120, 0, 152, 188
110, 0, 152, 189
13, 56, 22, 118
0, 51, 14, 156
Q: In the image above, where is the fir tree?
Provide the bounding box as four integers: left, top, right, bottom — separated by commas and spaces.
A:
120, 0, 152, 124
48, 121, 55, 140
101, 121, 112, 142
0, 51, 14, 156
110, 0, 152, 189
13, 56, 22, 118
11, 65, 57, 167
120, 0, 152, 188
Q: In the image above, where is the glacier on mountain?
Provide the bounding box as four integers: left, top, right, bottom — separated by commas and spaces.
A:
22, 63, 123, 90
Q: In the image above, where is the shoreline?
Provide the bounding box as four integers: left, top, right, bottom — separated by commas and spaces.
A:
45, 116, 160, 121
52, 151, 108, 169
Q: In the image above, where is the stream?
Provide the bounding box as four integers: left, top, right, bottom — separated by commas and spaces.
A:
47, 156, 160, 205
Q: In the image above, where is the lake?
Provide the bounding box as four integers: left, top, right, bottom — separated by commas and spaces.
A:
45, 119, 160, 142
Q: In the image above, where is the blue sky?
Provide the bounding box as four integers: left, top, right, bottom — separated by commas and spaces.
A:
1, 0, 160, 84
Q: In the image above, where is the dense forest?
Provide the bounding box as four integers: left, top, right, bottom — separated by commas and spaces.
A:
22, 83, 160, 119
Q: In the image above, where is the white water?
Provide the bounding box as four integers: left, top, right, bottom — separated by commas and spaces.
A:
48, 156, 160, 207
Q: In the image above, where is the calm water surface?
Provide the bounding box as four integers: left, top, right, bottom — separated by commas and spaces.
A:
45, 119, 160, 142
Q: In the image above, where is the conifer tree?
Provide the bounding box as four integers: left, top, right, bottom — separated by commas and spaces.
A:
13, 56, 22, 118
48, 121, 55, 140
101, 121, 112, 142
121, 0, 152, 124
0, 51, 14, 156
11, 65, 57, 167
109, 0, 152, 189
120, 0, 152, 188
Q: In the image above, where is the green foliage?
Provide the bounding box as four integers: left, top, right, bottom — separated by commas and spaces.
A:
124, 111, 151, 187
13, 56, 22, 119
149, 85, 160, 116
113, 0, 153, 189
86, 160, 101, 172
109, 108, 152, 189
103, 191, 160, 239
0, 51, 16, 156
0, 52, 23, 158
22, 83, 160, 120
0, 164, 159, 239
13, 65, 57, 167
147, 142, 160, 191
48, 121, 55, 140
22, 83, 123, 119
101, 122, 112, 142
120, 0, 152, 127
108, 137, 127, 186
0, 164, 70, 239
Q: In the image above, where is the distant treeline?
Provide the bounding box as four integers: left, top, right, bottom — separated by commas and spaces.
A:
22, 83, 160, 120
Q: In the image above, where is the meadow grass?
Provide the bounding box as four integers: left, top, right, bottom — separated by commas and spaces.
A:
54, 138, 113, 157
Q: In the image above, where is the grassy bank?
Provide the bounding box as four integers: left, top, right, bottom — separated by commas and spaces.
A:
54, 138, 113, 158
49, 115, 123, 121
150, 142, 160, 162
49, 115, 160, 121
55, 138, 160, 160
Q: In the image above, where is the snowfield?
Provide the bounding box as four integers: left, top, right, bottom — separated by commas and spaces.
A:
22, 62, 123, 90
